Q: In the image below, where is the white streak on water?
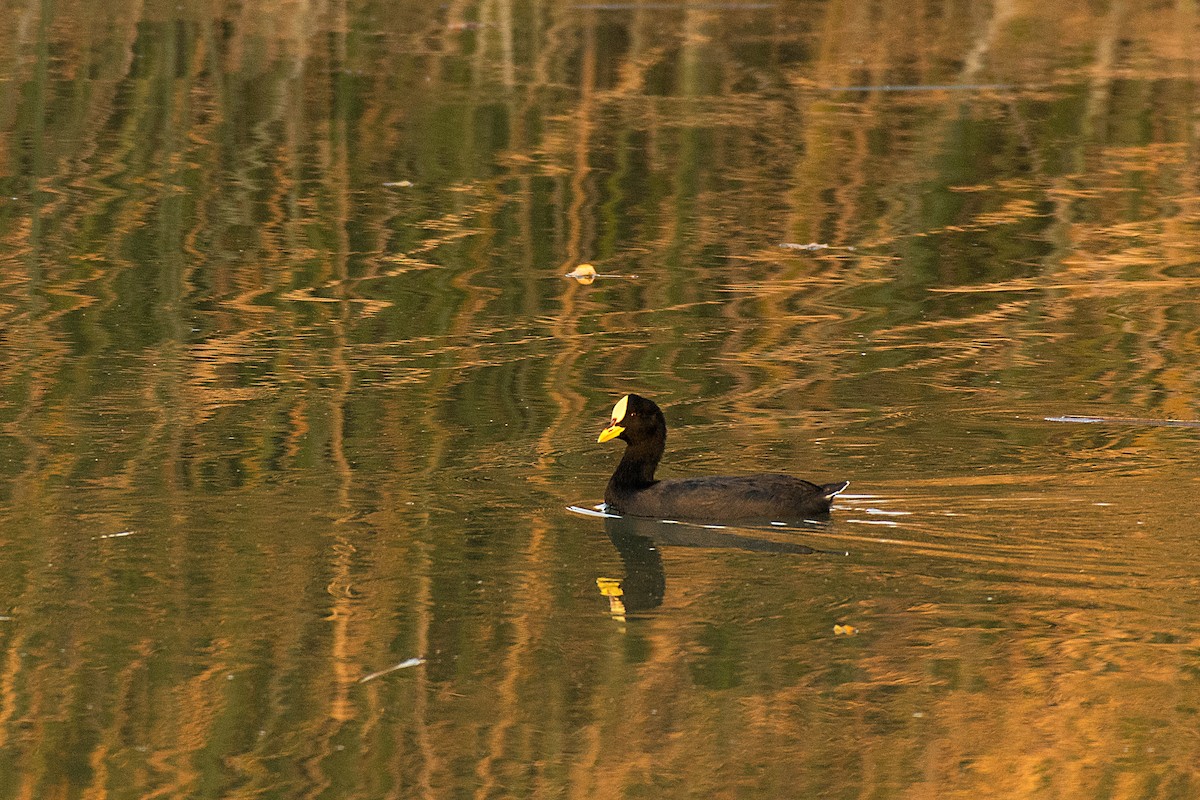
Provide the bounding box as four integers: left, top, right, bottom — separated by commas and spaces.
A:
567, 505, 622, 519
358, 658, 425, 684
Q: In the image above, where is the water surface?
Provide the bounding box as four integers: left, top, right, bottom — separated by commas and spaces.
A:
2, 1, 1200, 797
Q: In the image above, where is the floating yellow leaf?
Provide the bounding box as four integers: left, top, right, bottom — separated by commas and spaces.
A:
564, 263, 640, 284
833, 624, 857, 636
565, 263, 597, 284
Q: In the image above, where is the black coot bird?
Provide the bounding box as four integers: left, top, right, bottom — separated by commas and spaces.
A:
598, 394, 849, 521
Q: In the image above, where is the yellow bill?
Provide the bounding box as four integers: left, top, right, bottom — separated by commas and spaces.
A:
597, 394, 629, 442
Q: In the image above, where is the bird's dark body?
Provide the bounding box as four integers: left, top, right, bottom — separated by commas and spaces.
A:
606, 474, 845, 521
599, 394, 848, 522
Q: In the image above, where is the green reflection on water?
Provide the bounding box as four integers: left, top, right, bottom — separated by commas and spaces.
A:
2, 1, 1200, 798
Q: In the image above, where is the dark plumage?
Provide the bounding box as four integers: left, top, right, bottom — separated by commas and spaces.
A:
597, 394, 848, 522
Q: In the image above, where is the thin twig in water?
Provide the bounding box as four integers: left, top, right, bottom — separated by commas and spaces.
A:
1046, 415, 1200, 429
358, 657, 425, 684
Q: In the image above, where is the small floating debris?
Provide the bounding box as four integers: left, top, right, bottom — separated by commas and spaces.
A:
564, 263, 639, 285
833, 623, 858, 636
382, 180, 414, 188
823, 83, 1016, 93
93, 530, 135, 540
1046, 415, 1200, 429
565, 263, 598, 284
358, 657, 425, 684
575, 2, 774, 9
778, 242, 857, 253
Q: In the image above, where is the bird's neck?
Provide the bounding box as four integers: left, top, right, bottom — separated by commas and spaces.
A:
611, 434, 664, 488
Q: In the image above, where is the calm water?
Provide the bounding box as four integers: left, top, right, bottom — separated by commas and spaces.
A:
2, 1, 1200, 797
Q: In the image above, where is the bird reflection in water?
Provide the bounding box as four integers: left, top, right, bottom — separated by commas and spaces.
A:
596, 514, 842, 620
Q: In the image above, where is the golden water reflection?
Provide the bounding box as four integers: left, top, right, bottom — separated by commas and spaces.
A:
1, 0, 1200, 797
